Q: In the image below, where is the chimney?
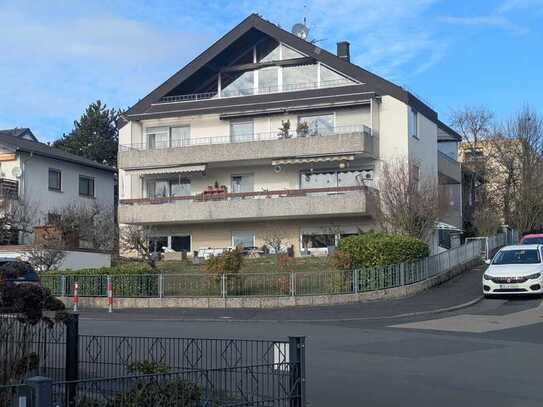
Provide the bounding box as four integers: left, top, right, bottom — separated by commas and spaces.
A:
337, 41, 350, 62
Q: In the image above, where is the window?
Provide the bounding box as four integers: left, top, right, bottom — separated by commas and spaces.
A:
47, 213, 61, 225
230, 120, 254, 143
301, 169, 372, 189
171, 235, 191, 252
171, 126, 191, 147
297, 114, 334, 136
283, 64, 318, 91
79, 176, 95, 197
492, 249, 541, 265
258, 67, 279, 94
257, 40, 281, 62
232, 231, 255, 249
149, 236, 168, 253
146, 127, 169, 149
231, 174, 254, 194
146, 179, 191, 198
408, 107, 418, 139
320, 65, 350, 87
282, 45, 304, 59
302, 234, 336, 249
48, 168, 61, 191
222, 71, 254, 97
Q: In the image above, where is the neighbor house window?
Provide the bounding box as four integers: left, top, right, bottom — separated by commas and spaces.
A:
149, 236, 168, 253
170, 126, 191, 147
146, 178, 191, 198
79, 175, 95, 197
48, 168, 62, 191
408, 107, 418, 139
232, 231, 255, 249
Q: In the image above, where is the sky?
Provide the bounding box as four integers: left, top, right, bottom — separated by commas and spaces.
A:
0, 0, 542, 142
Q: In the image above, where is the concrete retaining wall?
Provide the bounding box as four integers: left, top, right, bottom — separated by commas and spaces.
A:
60, 259, 481, 309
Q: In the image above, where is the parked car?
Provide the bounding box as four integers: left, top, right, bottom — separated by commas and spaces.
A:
0, 259, 40, 288
483, 245, 543, 297
520, 234, 543, 245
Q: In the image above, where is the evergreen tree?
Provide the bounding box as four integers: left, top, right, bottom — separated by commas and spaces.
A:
54, 100, 120, 167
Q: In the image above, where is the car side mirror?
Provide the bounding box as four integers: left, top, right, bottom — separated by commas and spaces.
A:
484, 259, 491, 265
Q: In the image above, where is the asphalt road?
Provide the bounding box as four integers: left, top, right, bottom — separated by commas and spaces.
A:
79, 266, 543, 407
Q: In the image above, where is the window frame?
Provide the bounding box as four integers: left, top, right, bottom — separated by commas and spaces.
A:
78, 175, 95, 198
48, 168, 62, 192
408, 107, 419, 139
231, 231, 256, 249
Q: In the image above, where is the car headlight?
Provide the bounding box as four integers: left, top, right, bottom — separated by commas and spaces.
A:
483, 274, 492, 280
526, 273, 541, 280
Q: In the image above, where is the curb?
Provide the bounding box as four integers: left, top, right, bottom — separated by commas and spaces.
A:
79, 295, 485, 323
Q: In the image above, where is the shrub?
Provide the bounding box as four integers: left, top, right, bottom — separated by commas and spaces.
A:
337, 232, 429, 268
128, 361, 170, 374
203, 248, 243, 277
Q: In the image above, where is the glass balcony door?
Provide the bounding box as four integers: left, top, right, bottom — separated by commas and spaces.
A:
230, 120, 254, 143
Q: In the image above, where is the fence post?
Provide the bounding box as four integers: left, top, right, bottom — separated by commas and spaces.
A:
221, 274, 227, 299
288, 336, 306, 407
72, 282, 79, 313
64, 313, 79, 407
290, 272, 296, 297
60, 275, 66, 297
106, 276, 113, 313
24, 376, 52, 407
158, 273, 164, 298
399, 264, 405, 286
353, 269, 359, 294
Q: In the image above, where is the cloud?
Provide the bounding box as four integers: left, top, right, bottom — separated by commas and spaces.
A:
497, 0, 543, 13
438, 15, 528, 34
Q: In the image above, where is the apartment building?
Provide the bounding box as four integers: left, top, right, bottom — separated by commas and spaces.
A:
0, 128, 116, 244
118, 14, 462, 256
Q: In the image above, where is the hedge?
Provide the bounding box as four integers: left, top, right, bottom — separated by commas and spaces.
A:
337, 233, 429, 268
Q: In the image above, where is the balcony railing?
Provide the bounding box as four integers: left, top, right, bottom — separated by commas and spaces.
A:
0, 179, 18, 200
120, 185, 370, 205
120, 124, 372, 152
158, 78, 355, 104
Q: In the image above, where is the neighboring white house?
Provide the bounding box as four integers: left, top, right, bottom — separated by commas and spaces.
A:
0, 128, 116, 245
117, 14, 462, 257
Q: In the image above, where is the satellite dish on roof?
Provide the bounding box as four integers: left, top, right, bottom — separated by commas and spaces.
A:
12, 167, 21, 178
292, 23, 309, 40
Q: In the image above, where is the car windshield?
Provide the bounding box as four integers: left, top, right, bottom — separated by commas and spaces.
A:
522, 237, 543, 244
492, 249, 541, 265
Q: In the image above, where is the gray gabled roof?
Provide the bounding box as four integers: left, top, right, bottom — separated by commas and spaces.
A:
437, 120, 462, 142
0, 128, 37, 141
0, 132, 116, 173
125, 14, 437, 122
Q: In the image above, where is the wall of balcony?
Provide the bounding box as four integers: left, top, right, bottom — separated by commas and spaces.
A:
119, 187, 373, 225
119, 129, 375, 169
438, 151, 462, 184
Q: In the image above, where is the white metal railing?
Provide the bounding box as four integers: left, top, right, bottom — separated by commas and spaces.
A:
119, 124, 372, 152
158, 78, 355, 104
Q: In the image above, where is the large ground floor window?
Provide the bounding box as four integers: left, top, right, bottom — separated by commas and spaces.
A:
149, 235, 191, 253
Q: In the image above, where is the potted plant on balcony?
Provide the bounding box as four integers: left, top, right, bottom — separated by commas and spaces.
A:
296, 121, 309, 138
278, 120, 291, 139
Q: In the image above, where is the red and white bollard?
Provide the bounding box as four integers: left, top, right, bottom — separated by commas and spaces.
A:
73, 282, 79, 312
107, 276, 113, 313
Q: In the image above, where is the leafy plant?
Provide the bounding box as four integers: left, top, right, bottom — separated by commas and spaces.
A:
337, 232, 429, 268
296, 121, 309, 137
278, 120, 291, 139
128, 361, 170, 374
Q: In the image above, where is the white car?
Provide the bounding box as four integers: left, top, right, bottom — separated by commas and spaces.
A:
483, 244, 543, 297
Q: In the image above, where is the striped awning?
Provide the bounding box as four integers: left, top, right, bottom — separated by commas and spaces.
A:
272, 155, 355, 166
130, 164, 206, 177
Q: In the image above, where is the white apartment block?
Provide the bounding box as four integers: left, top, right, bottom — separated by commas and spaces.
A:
118, 14, 462, 256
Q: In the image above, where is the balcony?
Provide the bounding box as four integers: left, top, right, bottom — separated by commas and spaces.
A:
438, 151, 461, 184
158, 78, 354, 104
0, 179, 18, 200
119, 186, 374, 225
119, 125, 375, 169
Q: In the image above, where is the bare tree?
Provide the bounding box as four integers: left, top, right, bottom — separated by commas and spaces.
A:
48, 203, 115, 251
261, 226, 289, 255
120, 225, 159, 268
450, 107, 495, 234
27, 244, 66, 272
487, 107, 543, 233
371, 158, 439, 241
0, 199, 36, 244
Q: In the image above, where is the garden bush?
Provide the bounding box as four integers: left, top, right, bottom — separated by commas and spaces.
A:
336, 233, 429, 268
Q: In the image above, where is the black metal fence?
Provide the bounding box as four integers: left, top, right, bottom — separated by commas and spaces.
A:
1, 314, 306, 406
